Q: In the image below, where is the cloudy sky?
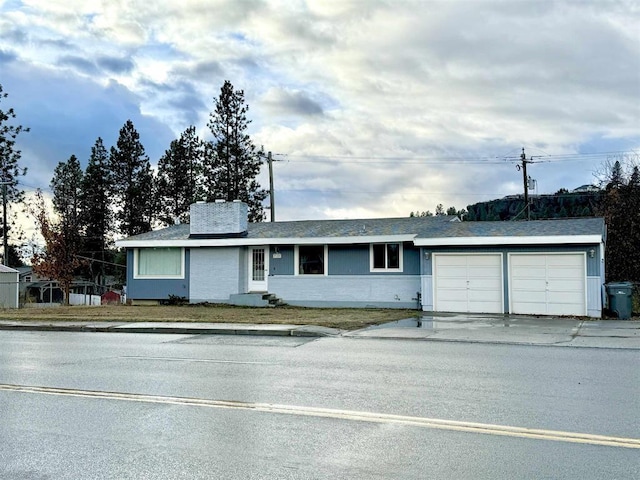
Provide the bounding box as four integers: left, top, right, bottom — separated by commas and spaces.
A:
1, 0, 639, 226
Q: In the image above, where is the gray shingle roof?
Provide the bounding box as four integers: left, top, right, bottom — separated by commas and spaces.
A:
414, 217, 605, 239
120, 216, 604, 244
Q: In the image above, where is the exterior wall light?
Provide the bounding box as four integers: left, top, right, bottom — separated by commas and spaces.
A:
588, 248, 595, 258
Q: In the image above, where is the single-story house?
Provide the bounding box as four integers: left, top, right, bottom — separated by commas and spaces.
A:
116, 200, 606, 318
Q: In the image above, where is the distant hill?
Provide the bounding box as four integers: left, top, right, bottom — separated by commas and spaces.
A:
466, 188, 602, 221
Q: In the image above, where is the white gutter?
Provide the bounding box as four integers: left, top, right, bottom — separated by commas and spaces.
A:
116, 234, 417, 248
413, 234, 603, 247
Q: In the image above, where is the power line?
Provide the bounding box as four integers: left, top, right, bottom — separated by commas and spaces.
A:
272, 150, 632, 165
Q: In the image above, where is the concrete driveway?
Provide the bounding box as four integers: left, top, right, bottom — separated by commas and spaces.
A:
345, 313, 640, 349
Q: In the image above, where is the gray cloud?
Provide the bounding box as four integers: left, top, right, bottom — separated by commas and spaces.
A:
58, 55, 99, 75
261, 89, 324, 117
97, 55, 135, 75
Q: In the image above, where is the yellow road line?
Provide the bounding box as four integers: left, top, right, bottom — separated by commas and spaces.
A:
1, 383, 639, 449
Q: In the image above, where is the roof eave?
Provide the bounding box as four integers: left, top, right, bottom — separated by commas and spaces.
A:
414, 234, 603, 247
116, 234, 417, 248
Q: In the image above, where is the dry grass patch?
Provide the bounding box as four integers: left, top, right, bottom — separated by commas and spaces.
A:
0, 304, 419, 330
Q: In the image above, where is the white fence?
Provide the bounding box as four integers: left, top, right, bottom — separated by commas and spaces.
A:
69, 293, 102, 306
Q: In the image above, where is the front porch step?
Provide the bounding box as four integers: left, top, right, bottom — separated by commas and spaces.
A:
262, 293, 287, 307
229, 293, 287, 307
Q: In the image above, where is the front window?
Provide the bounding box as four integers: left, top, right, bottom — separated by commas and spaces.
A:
297, 245, 326, 275
370, 243, 402, 271
135, 248, 184, 278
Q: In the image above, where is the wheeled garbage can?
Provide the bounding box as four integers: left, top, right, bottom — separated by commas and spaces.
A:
606, 282, 634, 320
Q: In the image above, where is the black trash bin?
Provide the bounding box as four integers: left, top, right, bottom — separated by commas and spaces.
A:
606, 282, 634, 320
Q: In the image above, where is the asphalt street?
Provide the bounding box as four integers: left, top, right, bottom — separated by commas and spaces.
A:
0, 331, 638, 479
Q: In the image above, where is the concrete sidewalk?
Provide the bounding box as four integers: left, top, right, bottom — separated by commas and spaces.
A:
0, 314, 638, 349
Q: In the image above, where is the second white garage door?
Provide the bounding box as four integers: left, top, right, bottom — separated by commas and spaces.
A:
509, 253, 586, 316
433, 254, 503, 314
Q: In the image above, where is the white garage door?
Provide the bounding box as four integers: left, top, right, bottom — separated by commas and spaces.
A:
434, 254, 503, 314
509, 253, 586, 316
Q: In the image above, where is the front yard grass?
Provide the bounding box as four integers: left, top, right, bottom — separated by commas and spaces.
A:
0, 304, 419, 330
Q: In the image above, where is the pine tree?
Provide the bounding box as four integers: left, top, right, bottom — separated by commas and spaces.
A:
0, 84, 29, 251
156, 125, 204, 225
109, 120, 154, 236
600, 163, 640, 282
204, 80, 267, 222
80, 137, 114, 283
51, 154, 83, 233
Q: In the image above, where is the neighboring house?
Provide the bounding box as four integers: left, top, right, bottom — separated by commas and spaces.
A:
18, 267, 99, 305
18, 267, 63, 304
572, 184, 600, 193
0, 265, 19, 308
116, 201, 606, 318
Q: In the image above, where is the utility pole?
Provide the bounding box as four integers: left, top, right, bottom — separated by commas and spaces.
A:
1, 181, 9, 266
267, 151, 275, 222
517, 148, 531, 220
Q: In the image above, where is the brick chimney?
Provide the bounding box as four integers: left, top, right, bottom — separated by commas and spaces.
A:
189, 200, 248, 238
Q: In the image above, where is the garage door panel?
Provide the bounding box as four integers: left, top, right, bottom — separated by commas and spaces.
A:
511, 290, 547, 303
547, 291, 584, 304
437, 256, 468, 267
436, 277, 467, 289
437, 266, 469, 278
510, 253, 586, 316
546, 255, 583, 267
547, 279, 584, 292
546, 303, 577, 315
549, 271, 583, 282
437, 289, 467, 302
434, 254, 503, 314
511, 265, 546, 279
468, 290, 502, 303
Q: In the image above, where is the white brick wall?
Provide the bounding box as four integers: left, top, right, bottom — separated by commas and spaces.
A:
190, 201, 248, 236
190, 247, 243, 302
269, 275, 421, 308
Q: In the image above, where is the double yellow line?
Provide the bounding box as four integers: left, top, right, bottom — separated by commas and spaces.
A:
1, 383, 638, 449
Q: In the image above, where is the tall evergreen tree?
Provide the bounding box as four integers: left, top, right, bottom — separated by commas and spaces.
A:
51, 154, 83, 233
0, 85, 29, 257
600, 163, 640, 282
109, 120, 154, 236
81, 137, 114, 284
204, 80, 267, 222
0, 85, 28, 203
156, 125, 204, 225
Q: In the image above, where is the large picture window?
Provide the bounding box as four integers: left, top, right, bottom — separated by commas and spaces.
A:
370, 243, 402, 271
135, 248, 184, 278
296, 245, 327, 275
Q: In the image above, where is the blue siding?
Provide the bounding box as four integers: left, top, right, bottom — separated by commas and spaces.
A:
328, 245, 368, 274
270, 243, 420, 276
270, 246, 294, 275
126, 249, 190, 301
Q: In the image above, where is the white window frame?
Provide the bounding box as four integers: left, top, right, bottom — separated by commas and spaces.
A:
133, 247, 185, 279
370, 243, 403, 272
294, 245, 328, 276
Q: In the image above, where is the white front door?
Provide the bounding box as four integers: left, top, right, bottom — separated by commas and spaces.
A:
248, 246, 268, 292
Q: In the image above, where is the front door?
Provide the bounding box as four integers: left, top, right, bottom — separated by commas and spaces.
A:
248, 246, 268, 292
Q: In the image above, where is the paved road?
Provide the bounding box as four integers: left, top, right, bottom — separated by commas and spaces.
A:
1, 331, 638, 479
